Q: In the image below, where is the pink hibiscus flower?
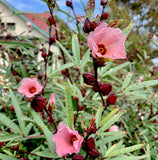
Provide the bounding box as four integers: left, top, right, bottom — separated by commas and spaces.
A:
48, 93, 56, 111
87, 22, 126, 60
18, 78, 42, 98
52, 122, 84, 157
77, 15, 84, 23
108, 125, 119, 132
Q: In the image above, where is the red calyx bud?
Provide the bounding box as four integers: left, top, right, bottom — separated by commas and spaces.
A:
6, 33, 11, 39
38, 73, 43, 79
87, 137, 95, 150
48, 16, 55, 25
9, 106, 15, 112
31, 95, 47, 112
101, 12, 109, 20
83, 73, 95, 85
80, 42, 84, 45
0, 142, 4, 146
20, 158, 27, 160
89, 148, 100, 158
100, 83, 112, 95
106, 93, 117, 104
12, 144, 19, 150
79, 105, 84, 111
74, 96, 79, 102
95, 59, 106, 67
83, 18, 100, 34
101, 0, 107, 6
42, 52, 48, 58
58, 55, 62, 60
49, 36, 56, 44
92, 81, 102, 92
66, 1, 72, 7
73, 155, 84, 160
61, 70, 67, 75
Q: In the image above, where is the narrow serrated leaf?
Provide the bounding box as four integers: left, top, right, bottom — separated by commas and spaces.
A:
98, 110, 125, 133
65, 86, 74, 130
95, 106, 103, 128
0, 153, 17, 160
30, 109, 55, 153
0, 113, 21, 133
86, 0, 95, 19
122, 72, 133, 90
80, 49, 90, 68
72, 33, 80, 67
9, 89, 25, 134
0, 134, 22, 142
105, 143, 145, 157
126, 79, 158, 91
99, 108, 119, 127
122, 22, 134, 37
56, 40, 74, 62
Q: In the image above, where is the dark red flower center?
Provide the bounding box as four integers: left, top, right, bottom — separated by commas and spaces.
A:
97, 44, 106, 55
71, 135, 78, 144
29, 87, 36, 93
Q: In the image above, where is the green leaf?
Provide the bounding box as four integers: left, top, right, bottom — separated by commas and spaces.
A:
98, 131, 127, 136
0, 41, 35, 48
105, 143, 145, 157
65, 86, 74, 130
99, 108, 119, 127
0, 134, 22, 142
103, 62, 130, 77
30, 109, 55, 153
9, 89, 25, 134
35, 151, 58, 158
19, 63, 28, 77
48, 62, 74, 77
122, 22, 134, 37
56, 40, 74, 62
98, 110, 125, 133
95, 106, 103, 128
125, 79, 158, 91
122, 72, 133, 90
110, 155, 149, 160
0, 153, 17, 160
86, 0, 95, 19
102, 135, 125, 144
0, 113, 21, 133
72, 33, 80, 67
80, 49, 90, 68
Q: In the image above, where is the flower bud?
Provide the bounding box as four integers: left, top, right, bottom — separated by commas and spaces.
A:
87, 137, 95, 150
92, 81, 102, 92
100, 83, 112, 95
48, 16, 55, 25
66, 1, 72, 7
83, 73, 95, 85
101, 12, 109, 20
108, 125, 119, 132
106, 93, 117, 104
61, 70, 67, 75
38, 73, 43, 79
83, 18, 101, 34
9, 106, 15, 112
31, 95, 47, 112
89, 148, 100, 158
58, 55, 62, 60
6, 33, 11, 39
101, 0, 107, 6
73, 155, 84, 160
42, 52, 48, 58
49, 35, 56, 44
74, 96, 79, 102
0, 142, 4, 146
79, 105, 84, 111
